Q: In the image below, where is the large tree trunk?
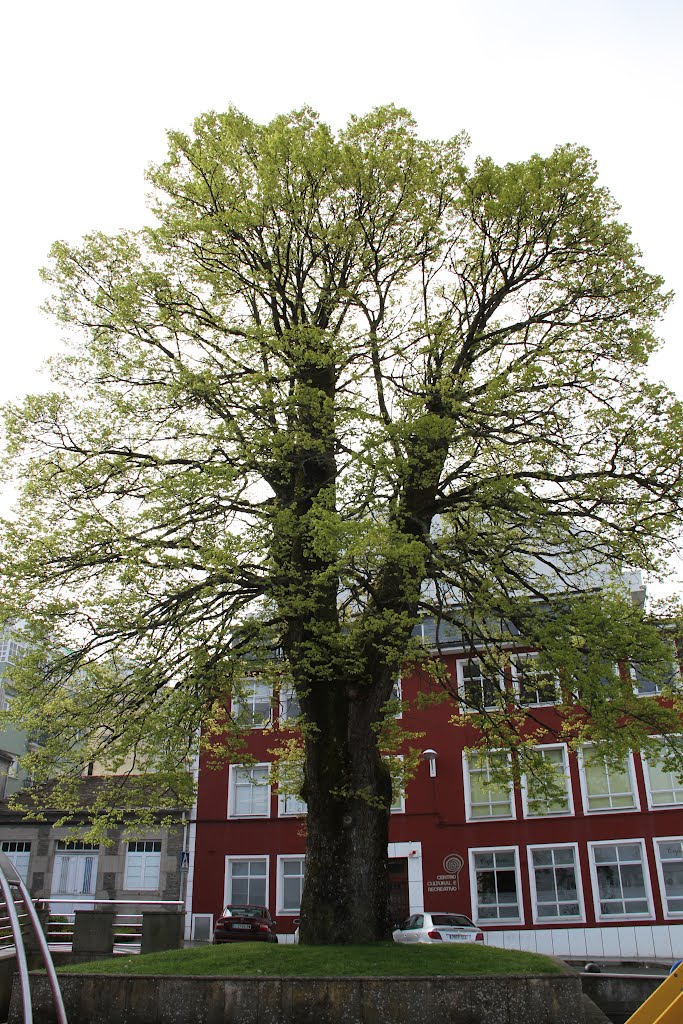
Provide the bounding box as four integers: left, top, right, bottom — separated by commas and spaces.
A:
298, 684, 394, 944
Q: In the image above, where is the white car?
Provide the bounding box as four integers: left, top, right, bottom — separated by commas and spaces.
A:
393, 912, 484, 944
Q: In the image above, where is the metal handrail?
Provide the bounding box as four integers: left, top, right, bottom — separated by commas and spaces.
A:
0, 850, 68, 1024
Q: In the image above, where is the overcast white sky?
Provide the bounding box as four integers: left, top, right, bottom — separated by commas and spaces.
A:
1, 0, 681, 586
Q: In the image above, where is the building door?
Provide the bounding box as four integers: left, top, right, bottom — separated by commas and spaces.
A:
388, 857, 409, 928
50, 844, 98, 914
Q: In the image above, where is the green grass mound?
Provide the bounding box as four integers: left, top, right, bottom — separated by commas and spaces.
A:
61, 942, 563, 978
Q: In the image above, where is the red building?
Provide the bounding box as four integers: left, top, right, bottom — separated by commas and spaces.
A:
187, 616, 683, 961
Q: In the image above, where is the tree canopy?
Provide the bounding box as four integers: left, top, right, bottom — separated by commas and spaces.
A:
2, 105, 683, 942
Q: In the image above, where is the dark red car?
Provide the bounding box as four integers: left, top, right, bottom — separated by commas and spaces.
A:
213, 905, 278, 943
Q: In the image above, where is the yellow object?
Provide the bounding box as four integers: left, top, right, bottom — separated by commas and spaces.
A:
625, 967, 683, 1024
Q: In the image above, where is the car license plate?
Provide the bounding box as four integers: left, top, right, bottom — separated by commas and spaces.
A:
232, 923, 251, 930
444, 933, 467, 941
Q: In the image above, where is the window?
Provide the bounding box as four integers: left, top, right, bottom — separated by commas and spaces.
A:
277, 856, 305, 914
527, 845, 583, 922
522, 745, 573, 817
124, 840, 162, 891
654, 838, 683, 918
0, 753, 13, 800
226, 857, 268, 907
457, 658, 505, 710
470, 847, 522, 924
0, 639, 24, 664
55, 841, 99, 851
580, 747, 638, 813
278, 790, 307, 816
279, 688, 301, 723
384, 754, 406, 813
52, 842, 99, 896
512, 654, 558, 706
632, 648, 680, 696
383, 678, 403, 719
229, 764, 271, 818
232, 679, 272, 728
1, 841, 31, 883
464, 751, 514, 820
588, 840, 653, 920
643, 741, 683, 808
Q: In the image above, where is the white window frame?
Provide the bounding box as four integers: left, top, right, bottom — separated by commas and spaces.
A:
587, 838, 654, 922
511, 652, 559, 706
278, 789, 307, 817
578, 745, 639, 814
228, 763, 271, 819
124, 840, 162, 891
279, 687, 301, 724
276, 854, 306, 915
1, 841, 31, 883
385, 753, 406, 814
456, 657, 506, 711
631, 646, 681, 697
526, 842, 584, 924
642, 738, 683, 809
224, 855, 269, 909
388, 677, 403, 719
653, 835, 683, 920
468, 845, 524, 926
232, 679, 272, 728
463, 750, 515, 821
521, 744, 574, 818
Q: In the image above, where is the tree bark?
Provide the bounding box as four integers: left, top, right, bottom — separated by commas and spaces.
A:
298, 682, 394, 944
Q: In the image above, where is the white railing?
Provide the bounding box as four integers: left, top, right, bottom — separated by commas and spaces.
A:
35, 897, 185, 953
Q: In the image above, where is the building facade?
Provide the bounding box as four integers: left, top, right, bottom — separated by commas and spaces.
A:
188, 612, 683, 961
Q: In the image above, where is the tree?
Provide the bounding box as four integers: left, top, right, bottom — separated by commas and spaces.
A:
2, 105, 683, 944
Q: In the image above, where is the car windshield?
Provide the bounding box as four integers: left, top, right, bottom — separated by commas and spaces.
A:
430, 914, 475, 928
222, 906, 265, 919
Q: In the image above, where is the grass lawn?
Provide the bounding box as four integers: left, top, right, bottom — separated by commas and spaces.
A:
60, 942, 563, 978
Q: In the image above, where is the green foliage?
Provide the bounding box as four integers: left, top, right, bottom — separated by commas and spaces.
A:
1, 104, 683, 858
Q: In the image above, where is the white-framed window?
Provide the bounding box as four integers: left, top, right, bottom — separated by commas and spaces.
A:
55, 841, 99, 851
511, 653, 558, 706
278, 789, 307, 817
1, 841, 31, 883
382, 679, 403, 720
642, 739, 683, 808
579, 746, 639, 813
469, 846, 523, 924
385, 754, 406, 813
457, 658, 505, 711
588, 839, 653, 920
225, 856, 268, 907
276, 855, 305, 914
124, 840, 162, 891
631, 648, 680, 696
521, 745, 573, 818
232, 679, 272, 728
527, 844, 584, 923
228, 764, 271, 818
52, 842, 99, 896
279, 688, 301, 723
0, 639, 24, 664
464, 750, 515, 820
654, 837, 683, 919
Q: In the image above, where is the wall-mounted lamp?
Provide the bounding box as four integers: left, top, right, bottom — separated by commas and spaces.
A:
421, 748, 438, 778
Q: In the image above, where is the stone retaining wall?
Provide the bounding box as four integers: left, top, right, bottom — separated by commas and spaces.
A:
9, 972, 586, 1024
581, 973, 665, 1024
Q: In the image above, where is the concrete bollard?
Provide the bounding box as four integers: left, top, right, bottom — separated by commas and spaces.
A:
141, 911, 184, 955
72, 910, 115, 960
